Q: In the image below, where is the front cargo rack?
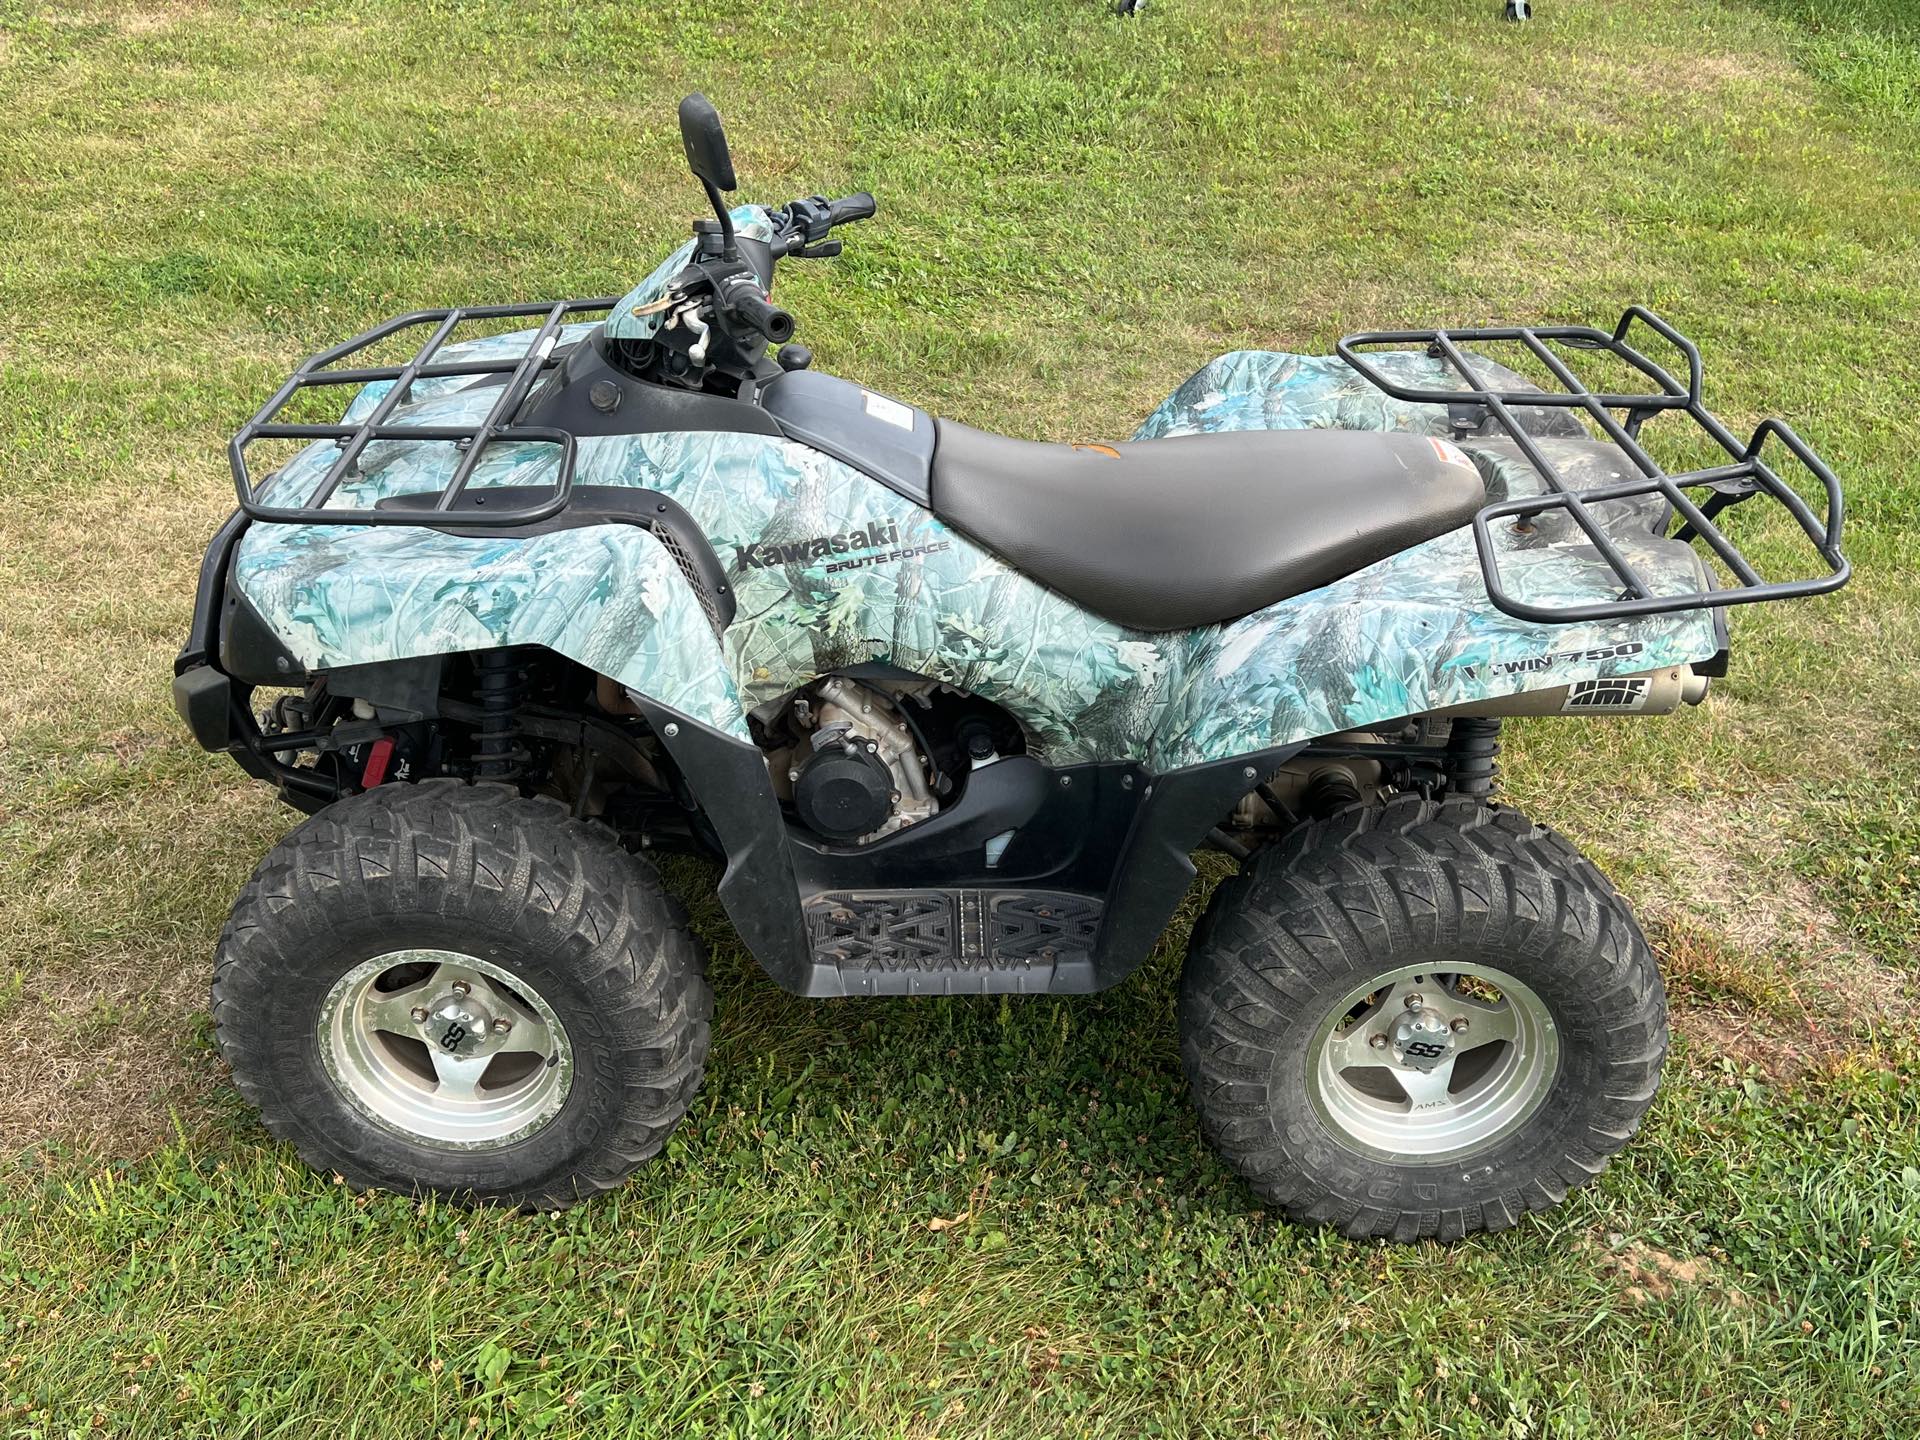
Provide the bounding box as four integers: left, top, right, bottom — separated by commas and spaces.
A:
1337, 306, 1849, 624
231, 297, 618, 528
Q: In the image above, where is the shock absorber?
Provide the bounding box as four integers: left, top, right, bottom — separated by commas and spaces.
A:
1446, 718, 1502, 797
472, 650, 529, 783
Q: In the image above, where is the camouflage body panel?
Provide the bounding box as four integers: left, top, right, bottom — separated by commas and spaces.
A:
234, 519, 745, 736
231, 342, 1720, 768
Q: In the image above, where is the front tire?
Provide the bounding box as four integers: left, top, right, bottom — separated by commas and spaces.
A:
212, 781, 712, 1208
1180, 796, 1666, 1241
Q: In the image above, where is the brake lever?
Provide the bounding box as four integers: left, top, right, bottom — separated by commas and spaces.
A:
779, 195, 837, 246
790, 240, 842, 260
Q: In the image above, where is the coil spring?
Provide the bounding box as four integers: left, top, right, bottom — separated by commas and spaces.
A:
1446, 718, 1502, 797
472, 650, 530, 783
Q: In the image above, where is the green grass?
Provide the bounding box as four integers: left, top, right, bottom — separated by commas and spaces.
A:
3, 0, 1918, 1434
1740, 0, 1920, 116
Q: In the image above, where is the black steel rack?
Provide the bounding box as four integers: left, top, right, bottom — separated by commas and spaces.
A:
1337, 306, 1849, 624
230, 297, 619, 528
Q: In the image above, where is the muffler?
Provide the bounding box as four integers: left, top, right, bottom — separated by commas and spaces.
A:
1440, 665, 1708, 718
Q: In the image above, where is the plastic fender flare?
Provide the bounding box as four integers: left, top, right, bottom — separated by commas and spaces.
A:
227, 520, 752, 741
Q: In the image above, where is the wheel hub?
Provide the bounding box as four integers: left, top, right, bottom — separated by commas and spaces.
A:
424, 992, 496, 1059
1387, 1003, 1456, 1071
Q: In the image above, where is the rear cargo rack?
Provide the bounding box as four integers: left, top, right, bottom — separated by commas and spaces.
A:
231, 297, 618, 528
1337, 306, 1848, 624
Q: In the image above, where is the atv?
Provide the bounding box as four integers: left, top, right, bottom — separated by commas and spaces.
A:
174, 95, 1848, 1239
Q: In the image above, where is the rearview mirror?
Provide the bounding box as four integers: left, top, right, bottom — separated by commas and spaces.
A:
678, 93, 736, 193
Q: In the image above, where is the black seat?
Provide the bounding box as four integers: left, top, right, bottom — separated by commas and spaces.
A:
928, 422, 1487, 632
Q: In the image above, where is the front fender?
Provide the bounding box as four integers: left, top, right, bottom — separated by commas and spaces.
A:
228, 519, 748, 737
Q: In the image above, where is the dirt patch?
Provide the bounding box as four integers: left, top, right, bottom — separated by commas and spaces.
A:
1618, 789, 1909, 1083
0, 466, 274, 1161
38, 3, 203, 35
112, 2, 212, 37
1587, 1233, 1749, 1308
0, 944, 224, 1156
0, 771, 268, 1159
1633, 796, 1909, 1015
118, 11, 178, 36
1637, 46, 1801, 97
92, 728, 171, 767
1490, 41, 1805, 134
1670, 1004, 1857, 1085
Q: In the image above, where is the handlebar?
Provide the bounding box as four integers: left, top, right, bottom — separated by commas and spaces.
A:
723, 281, 794, 344
670, 190, 872, 361
771, 191, 879, 255
826, 191, 876, 226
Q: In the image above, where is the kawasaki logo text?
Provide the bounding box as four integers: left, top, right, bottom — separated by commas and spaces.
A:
734, 520, 901, 570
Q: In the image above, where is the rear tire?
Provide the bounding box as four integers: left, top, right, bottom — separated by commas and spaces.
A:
212, 781, 711, 1208
1179, 795, 1665, 1241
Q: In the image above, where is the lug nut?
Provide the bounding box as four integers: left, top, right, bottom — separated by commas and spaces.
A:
450, 980, 472, 996
1368, 1034, 1388, 1050
491, 1017, 512, 1036
1450, 1017, 1470, 1033
410, 1006, 430, 1024
1404, 993, 1423, 1009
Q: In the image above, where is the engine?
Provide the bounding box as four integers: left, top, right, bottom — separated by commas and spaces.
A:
759, 675, 1022, 846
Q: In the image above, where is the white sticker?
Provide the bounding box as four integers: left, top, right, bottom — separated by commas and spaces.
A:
863, 391, 915, 431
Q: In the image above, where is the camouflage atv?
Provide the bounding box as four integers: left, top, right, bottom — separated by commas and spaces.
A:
174, 95, 1847, 1239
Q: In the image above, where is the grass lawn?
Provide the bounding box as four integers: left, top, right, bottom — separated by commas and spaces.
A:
3, 0, 1918, 1434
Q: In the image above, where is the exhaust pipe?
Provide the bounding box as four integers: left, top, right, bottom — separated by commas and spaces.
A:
1441, 665, 1708, 719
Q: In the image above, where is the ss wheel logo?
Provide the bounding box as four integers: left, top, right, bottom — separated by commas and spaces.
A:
439, 1023, 468, 1051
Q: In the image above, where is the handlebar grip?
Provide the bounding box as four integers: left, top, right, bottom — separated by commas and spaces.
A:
829, 192, 877, 225
728, 286, 795, 345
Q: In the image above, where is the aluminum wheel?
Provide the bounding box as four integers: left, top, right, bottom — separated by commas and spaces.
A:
1306, 963, 1560, 1160
316, 949, 574, 1150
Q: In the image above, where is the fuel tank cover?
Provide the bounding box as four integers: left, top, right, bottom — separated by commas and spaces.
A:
758, 370, 935, 505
